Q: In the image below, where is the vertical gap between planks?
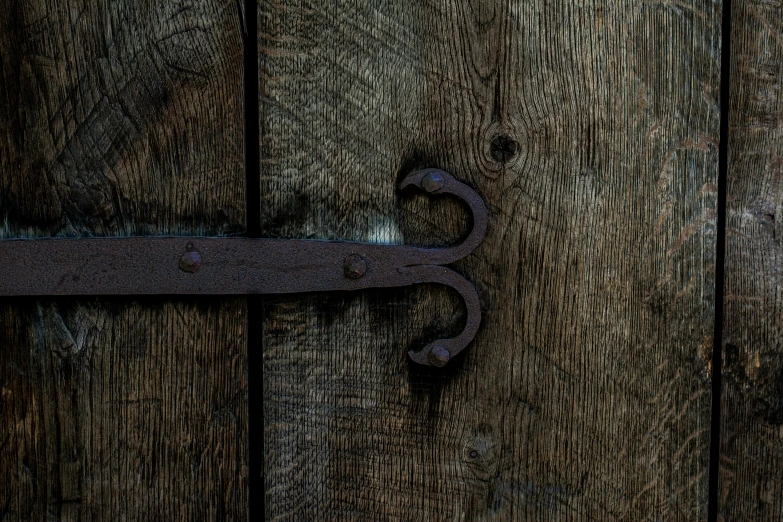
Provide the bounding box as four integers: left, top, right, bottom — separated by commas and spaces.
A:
709, 0, 731, 520
240, 0, 262, 519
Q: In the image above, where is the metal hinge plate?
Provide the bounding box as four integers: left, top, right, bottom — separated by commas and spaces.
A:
0, 169, 487, 367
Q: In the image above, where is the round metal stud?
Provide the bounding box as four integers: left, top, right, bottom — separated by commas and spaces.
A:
343, 254, 367, 279
428, 345, 451, 367
179, 250, 202, 273
421, 171, 445, 193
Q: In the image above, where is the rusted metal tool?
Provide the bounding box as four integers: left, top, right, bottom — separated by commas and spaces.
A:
0, 169, 487, 367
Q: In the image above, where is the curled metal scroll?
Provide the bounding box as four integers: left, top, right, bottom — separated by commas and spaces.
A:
393, 169, 487, 366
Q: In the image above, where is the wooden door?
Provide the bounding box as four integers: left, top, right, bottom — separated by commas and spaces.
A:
2, 0, 783, 521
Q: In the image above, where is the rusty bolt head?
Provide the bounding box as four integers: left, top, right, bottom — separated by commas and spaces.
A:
343, 254, 367, 279
421, 171, 445, 193
179, 250, 202, 273
428, 345, 450, 367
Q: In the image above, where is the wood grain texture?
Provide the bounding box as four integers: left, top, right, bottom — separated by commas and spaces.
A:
0, 299, 248, 520
259, 0, 720, 520
0, 0, 247, 519
721, 1, 783, 519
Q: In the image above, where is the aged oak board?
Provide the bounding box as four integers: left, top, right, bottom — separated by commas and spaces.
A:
721, 0, 783, 519
259, 0, 720, 520
0, 1, 248, 520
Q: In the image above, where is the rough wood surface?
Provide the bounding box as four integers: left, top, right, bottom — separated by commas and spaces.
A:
0, 1, 247, 519
721, 1, 783, 519
259, 1, 720, 520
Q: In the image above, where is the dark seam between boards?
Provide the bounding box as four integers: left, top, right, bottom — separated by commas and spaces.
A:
241, 0, 263, 520
708, 1, 731, 520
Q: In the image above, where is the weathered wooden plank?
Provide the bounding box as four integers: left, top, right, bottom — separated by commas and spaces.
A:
260, 0, 720, 519
0, 1, 247, 519
0, 299, 248, 520
721, 1, 783, 519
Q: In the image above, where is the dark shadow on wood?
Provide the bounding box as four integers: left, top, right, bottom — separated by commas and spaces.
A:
708, 0, 731, 520
242, 0, 262, 520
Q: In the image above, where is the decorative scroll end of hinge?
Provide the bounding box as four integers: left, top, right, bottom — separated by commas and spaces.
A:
398, 168, 489, 265
400, 265, 482, 367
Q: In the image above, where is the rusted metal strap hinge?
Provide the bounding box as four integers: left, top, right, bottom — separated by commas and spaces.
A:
0, 169, 487, 367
